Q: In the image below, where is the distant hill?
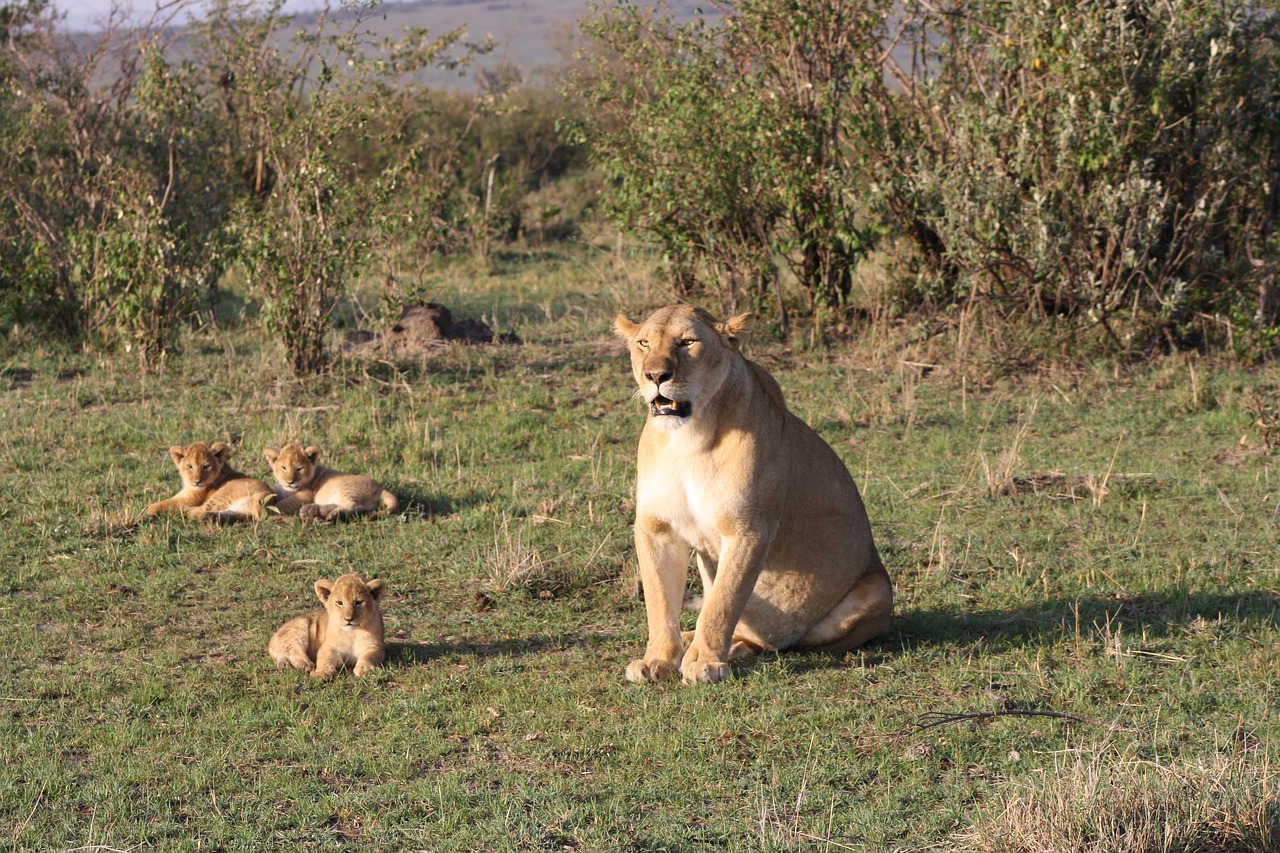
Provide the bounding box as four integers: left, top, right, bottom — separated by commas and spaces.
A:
61, 0, 713, 90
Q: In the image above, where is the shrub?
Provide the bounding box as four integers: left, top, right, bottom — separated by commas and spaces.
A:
871, 0, 1280, 354
0, 0, 235, 363
567, 0, 890, 315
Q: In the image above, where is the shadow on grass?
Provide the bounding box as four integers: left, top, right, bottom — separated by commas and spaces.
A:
727, 588, 1280, 680
386, 631, 619, 667
891, 588, 1280, 654
393, 485, 484, 519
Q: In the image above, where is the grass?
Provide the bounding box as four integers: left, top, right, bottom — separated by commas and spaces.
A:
2, 253, 1279, 850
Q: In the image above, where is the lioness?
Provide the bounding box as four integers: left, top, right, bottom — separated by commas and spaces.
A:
145, 441, 274, 523
263, 442, 399, 521
615, 304, 893, 684
268, 573, 387, 678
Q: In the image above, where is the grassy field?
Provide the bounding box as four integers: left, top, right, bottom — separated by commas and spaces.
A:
2, 247, 1279, 851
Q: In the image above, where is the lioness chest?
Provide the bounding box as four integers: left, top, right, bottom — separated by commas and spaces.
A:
636, 438, 761, 558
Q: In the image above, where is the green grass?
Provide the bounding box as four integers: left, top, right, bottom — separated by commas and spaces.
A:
2, 261, 1279, 850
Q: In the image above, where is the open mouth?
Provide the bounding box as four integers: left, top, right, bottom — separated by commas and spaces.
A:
650, 395, 692, 418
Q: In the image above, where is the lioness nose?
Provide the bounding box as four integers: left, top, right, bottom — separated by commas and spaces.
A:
645, 368, 672, 385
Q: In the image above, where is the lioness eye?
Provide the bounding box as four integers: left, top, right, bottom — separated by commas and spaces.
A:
637, 339, 649, 351
678, 338, 695, 348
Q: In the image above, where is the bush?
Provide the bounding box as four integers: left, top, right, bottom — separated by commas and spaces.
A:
567, 0, 889, 315
870, 0, 1280, 354
0, 1, 237, 364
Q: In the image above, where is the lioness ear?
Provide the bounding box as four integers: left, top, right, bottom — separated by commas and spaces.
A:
210, 442, 232, 461
614, 314, 640, 340
304, 446, 322, 464
264, 448, 278, 464
314, 579, 334, 603
717, 312, 755, 349
366, 579, 386, 602
168, 446, 185, 464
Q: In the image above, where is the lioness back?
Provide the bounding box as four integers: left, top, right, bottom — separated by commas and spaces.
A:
268, 573, 387, 678
615, 304, 893, 684
144, 441, 273, 523
264, 442, 399, 521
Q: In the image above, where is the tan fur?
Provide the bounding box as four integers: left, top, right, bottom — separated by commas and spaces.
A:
144, 442, 274, 523
263, 442, 399, 521
615, 304, 894, 684
267, 573, 387, 678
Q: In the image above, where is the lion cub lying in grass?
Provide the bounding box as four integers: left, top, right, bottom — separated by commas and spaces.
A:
145, 441, 274, 523
264, 442, 399, 521
268, 573, 387, 678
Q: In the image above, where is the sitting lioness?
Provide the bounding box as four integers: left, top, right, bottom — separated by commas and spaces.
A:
263, 442, 399, 521
268, 573, 387, 678
144, 441, 274, 523
615, 304, 894, 684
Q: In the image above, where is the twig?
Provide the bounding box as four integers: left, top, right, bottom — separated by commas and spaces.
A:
898, 708, 1143, 737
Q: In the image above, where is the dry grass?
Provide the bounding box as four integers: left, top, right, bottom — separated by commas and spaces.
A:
484, 514, 554, 595
957, 742, 1280, 853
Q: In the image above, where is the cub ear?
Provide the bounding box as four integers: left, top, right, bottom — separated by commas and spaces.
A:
210, 442, 232, 461
366, 579, 386, 602
614, 314, 640, 340
314, 579, 334, 603
264, 448, 278, 464
717, 312, 755, 350
168, 446, 186, 464
304, 446, 323, 464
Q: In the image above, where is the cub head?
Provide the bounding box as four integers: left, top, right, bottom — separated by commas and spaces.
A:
264, 442, 322, 492
168, 442, 232, 489
614, 304, 753, 431
315, 573, 386, 630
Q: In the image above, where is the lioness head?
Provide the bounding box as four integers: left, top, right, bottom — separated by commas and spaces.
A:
169, 442, 232, 489
615, 305, 753, 431
264, 442, 322, 492
315, 573, 386, 630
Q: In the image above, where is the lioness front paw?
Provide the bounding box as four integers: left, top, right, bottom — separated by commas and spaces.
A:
680, 645, 730, 684
625, 658, 677, 683
681, 660, 730, 683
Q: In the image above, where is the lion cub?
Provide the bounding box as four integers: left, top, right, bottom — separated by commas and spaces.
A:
268, 573, 387, 678
145, 441, 274, 523
264, 442, 399, 521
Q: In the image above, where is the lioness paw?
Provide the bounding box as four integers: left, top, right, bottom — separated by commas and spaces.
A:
681, 660, 729, 684
680, 644, 730, 683
625, 658, 677, 683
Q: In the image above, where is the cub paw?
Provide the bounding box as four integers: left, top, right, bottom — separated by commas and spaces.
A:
299, 504, 324, 521
625, 658, 677, 683
352, 662, 377, 677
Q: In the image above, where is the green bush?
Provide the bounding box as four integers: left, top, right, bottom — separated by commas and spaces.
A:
0, 1, 236, 364
871, 0, 1280, 354
568, 0, 888, 314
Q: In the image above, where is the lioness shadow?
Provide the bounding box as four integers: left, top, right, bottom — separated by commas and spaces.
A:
889, 588, 1278, 654
735, 588, 1278, 678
